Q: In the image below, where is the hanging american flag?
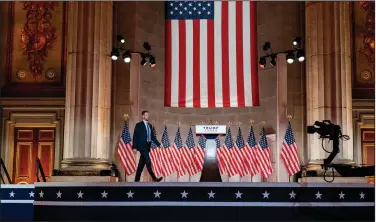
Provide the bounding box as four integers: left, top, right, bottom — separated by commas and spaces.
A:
215, 136, 225, 174
234, 128, 247, 177
165, 1, 259, 108
281, 122, 301, 176
149, 127, 162, 177
245, 126, 259, 176
161, 126, 174, 177
192, 135, 206, 175
183, 128, 195, 176
117, 121, 136, 176
171, 128, 182, 174
255, 128, 272, 179
220, 128, 238, 177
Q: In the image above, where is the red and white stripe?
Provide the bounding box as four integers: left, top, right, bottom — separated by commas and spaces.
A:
231, 146, 245, 177
281, 141, 300, 176
254, 146, 272, 179
165, 1, 259, 108
220, 145, 237, 177
179, 146, 193, 177
117, 140, 136, 176
192, 145, 205, 175
150, 147, 162, 177
244, 143, 259, 176
160, 147, 174, 177
171, 143, 181, 174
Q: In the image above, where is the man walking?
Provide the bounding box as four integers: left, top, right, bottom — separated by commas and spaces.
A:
132, 111, 163, 182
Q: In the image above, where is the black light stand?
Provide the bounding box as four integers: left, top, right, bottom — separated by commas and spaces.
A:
111, 35, 156, 68
259, 37, 305, 69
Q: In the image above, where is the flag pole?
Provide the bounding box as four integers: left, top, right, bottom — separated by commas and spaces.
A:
249, 119, 254, 183
124, 113, 129, 181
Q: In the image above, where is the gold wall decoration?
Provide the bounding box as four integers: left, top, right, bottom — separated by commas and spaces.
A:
353, 2, 375, 99
3, 2, 67, 97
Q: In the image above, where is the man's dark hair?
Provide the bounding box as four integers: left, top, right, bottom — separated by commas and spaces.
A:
141, 110, 149, 115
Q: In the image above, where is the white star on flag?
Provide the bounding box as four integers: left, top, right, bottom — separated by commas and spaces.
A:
126, 190, 134, 198
208, 190, 215, 199
359, 192, 365, 199
154, 190, 161, 198
56, 191, 62, 198
235, 191, 243, 199
181, 190, 188, 198
77, 190, 84, 199
29, 191, 34, 198
262, 191, 270, 199
9, 191, 15, 197
289, 191, 296, 199
338, 191, 345, 199
101, 190, 108, 198
315, 191, 322, 199
39, 191, 44, 198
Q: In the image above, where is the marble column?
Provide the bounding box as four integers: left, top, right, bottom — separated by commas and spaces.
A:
62, 2, 113, 170
305, 2, 353, 166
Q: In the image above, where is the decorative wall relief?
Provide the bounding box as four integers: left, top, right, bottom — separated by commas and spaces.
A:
353, 2, 375, 99
20, 2, 58, 81
3, 2, 66, 97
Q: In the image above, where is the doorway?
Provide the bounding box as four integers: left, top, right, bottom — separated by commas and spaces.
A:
12, 127, 55, 184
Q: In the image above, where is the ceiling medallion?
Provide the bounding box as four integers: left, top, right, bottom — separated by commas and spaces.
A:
45, 69, 56, 80
16, 69, 28, 79
360, 70, 372, 81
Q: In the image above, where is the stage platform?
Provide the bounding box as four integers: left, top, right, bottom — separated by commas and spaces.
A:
1, 182, 375, 221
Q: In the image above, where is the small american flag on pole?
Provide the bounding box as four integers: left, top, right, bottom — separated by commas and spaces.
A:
172, 128, 183, 175
280, 122, 301, 176
235, 128, 247, 177
184, 128, 195, 176
245, 126, 259, 176
192, 135, 206, 175
161, 126, 174, 177
255, 127, 272, 179
149, 127, 162, 177
165, 1, 259, 108
215, 136, 226, 175
221, 128, 238, 177
117, 121, 136, 176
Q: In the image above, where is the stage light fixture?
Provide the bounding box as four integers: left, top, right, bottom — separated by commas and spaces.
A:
140, 54, 147, 66
111, 48, 119, 60
293, 37, 301, 46
143, 42, 152, 51
262, 42, 271, 51
286, 51, 295, 64
149, 56, 156, 68
259, 57, 266, 68
117, 35, 125, 44
123, 50, 131, 63
297, 49, 305, 62
270, 54, 277, 66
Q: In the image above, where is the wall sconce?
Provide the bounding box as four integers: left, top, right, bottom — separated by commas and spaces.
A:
110, 35, 156, 68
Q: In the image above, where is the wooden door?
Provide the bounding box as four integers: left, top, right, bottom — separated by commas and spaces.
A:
13, 128, 55, 184
362, 129, 375, 166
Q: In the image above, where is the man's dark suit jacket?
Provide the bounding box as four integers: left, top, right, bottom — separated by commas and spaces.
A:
132, 121, 161, 152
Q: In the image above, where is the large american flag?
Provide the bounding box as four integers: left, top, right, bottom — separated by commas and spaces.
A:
220, 128, 238, 177
184, 128, 195, 176
255, 128, 273, 179
245, 126, 259, 177
161, 126, 174, 177
171, 128, 183, 175
280, 122, 301, 176
165, 1, 259, 108
234, 128, 247, 177
117, 121, 136, 176
192, 135, 206, 175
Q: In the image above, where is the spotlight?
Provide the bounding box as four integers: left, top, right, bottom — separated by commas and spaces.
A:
286, 51, 295, 64
297, 49, 305, 62
259, 57, 266, 68
117, 35, 125, 44
140, 54, 147, 66
111, 48, 119, 60
123, 50, 131, 63
262, 42, 271, 51
270, 54, 277, 66
149, 55, 156, 68
293, 37, 301, 47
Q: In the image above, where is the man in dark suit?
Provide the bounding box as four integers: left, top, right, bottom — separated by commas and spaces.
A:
132, 110, 163, 182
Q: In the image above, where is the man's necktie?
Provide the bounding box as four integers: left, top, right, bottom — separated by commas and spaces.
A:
147, 124, 151, 142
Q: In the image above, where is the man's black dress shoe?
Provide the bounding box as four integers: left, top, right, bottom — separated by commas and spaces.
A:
153, 177, 163, 182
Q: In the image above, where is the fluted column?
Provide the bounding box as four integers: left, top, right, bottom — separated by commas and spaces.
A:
305, 2, 353, 165
62, 2, 113, 170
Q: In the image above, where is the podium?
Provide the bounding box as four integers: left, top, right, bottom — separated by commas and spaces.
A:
195, 125, 226, 182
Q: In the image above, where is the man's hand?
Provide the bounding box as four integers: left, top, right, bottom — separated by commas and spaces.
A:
133, 149, 137, 154
159, 145, 163, 149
